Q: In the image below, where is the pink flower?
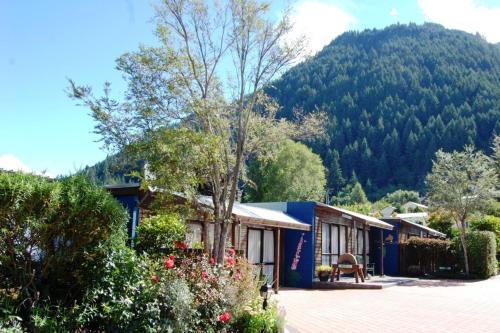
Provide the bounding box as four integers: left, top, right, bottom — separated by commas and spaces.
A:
164, 258, 175, 269
201, 271, 208, 280
228, 248, 236, 256
225, 256, 235, 267
151, 275, 158, 284
209, 256, 215, 265
233, 272, 241, 280
218, 312, 230, 323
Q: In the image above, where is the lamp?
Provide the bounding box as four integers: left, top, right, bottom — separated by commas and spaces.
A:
259, 281, 272, 309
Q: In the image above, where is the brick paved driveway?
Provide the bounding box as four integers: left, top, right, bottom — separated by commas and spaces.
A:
278, 276, 500, 333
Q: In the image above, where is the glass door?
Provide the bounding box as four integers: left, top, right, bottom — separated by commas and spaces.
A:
247, 229, 275, 284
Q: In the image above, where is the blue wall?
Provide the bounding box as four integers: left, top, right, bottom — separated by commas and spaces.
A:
282, 202, 316, 288
113, 194, 139, 247
370, 223, 399, 276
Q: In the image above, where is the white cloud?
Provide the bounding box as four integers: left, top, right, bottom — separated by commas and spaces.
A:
0, 154, 54, 178
417, 0, 500, 43
287, 1, 356, 56
390, 8, 399, 17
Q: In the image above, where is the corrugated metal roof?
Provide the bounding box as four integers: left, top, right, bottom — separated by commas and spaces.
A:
196, 196, 310, 231
383, 217, 446, 238
396, 212, 428, 219
316, 203, 394, 230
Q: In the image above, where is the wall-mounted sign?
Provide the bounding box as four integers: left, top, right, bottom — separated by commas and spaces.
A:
341, 213, 353, 220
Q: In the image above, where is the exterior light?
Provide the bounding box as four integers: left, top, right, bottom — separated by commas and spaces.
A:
259, 282, 272, 309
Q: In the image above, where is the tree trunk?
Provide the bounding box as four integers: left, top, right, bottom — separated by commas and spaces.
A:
457, 219, 470, 276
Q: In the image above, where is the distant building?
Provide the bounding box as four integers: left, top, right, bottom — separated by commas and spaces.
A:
396, 212, 428, 225
401, 201, 428, 213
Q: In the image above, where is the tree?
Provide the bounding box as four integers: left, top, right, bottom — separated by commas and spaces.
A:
245, 140, 326, 202
382, 189, 420, 212
68, 0, 322, 263
426, 146, 497, 275
428, 209, 455, 238
350, 182, 369, 204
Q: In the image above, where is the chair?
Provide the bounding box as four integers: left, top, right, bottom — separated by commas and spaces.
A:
330, 253, 365, 283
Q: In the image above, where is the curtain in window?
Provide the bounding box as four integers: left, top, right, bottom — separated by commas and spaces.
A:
248, 229, 261, 264
186, 223, 202, 247
339, 226, 346, 255
263, 230, 274, 263
208, 223, 215, 252
357, 228, 364, 255
332, 225, 339, 264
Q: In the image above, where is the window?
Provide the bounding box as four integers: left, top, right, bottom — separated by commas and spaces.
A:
247, 229, 275, 284
321, 223, 347, 266
186, 222, 203, 248
356, 228, 364, 256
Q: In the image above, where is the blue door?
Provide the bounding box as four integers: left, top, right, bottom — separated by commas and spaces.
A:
369, 224, 399, 276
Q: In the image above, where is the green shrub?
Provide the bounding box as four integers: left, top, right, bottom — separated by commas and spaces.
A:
136, 213, 186, 255
74, 246, 196, 332
455, 231, 497, 279
400, 237, 457, 275
470, 215, 500, 255
0, 172, 128, 322
428, 210, 455, 238
232, 301, 284, 333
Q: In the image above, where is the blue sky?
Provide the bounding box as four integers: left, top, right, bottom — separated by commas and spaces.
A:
1, 0, 499, 176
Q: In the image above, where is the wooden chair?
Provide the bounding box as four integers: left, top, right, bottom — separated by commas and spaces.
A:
330, 253, 365, 283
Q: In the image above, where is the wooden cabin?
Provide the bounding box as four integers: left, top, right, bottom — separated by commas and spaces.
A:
106, 185, 310, 290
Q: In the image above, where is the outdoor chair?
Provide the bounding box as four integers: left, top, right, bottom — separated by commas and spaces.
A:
330, 253, 365, 283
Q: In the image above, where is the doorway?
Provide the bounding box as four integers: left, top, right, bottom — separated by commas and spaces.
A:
247, 228, 275, 284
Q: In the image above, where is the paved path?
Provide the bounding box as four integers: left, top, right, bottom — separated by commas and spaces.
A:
278, 276, 500, 333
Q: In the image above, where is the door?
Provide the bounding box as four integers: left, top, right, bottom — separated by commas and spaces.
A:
248, 229, 275, 284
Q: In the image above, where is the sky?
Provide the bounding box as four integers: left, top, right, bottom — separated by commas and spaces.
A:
1, 0, 500, 177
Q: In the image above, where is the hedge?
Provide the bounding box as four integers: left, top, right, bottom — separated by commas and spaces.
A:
456, 231, 497, 279
399, 237, 458, 276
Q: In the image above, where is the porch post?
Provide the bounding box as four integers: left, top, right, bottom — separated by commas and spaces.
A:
274, 228, 281, 293
380, 228, 384, 276
363, 224, 368, 276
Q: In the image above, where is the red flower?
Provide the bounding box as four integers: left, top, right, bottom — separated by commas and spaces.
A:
218, 312, 230, 323
175, 241, 187, 249
164, 258, 175, 269
209, 257, 215, 265
225, 256, 235, 267
151, 275, 159, 284
227, 248, 236, 256
169, 255, 175, 260
201, 271, 208, 280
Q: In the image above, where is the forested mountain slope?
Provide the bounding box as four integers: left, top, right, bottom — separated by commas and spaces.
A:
267, 23, 500, 198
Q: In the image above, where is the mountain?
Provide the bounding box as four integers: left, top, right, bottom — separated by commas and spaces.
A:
267, 23, 500, 199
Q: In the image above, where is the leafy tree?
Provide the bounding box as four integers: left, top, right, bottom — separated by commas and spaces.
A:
382, 189, 420, 212
68, 0, 322, 263
426, 146, 497, 275
245, 140, 326, 202
428, 210, 455, 238
350, 182, 369, 204
0, 172, 128, 320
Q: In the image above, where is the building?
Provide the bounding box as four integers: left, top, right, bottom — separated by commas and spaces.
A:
106, 184, 310, 290
246, 202, 394, 288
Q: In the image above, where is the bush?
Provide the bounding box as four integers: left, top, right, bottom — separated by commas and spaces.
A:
456, 231, 497, 279
0, 172, 128, 322
135, 213, 186, 255
470, 215, 500, 255
400, 237, 457, 276
232, 301, 284, 333
75, 246, 197, 332
428, 210, 455, 238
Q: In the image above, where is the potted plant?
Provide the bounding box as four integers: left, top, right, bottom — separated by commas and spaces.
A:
315, 265, 332, 282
